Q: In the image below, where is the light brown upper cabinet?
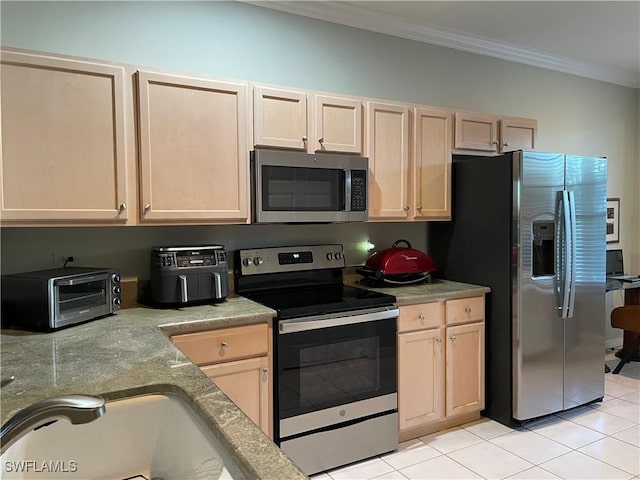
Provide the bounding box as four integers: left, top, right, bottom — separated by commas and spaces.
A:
454, 111, 536, 154
313, 94, 362, 153
253, 86, 308, 150
366, 102, 452, 221
413, 107, 452, 220
0, 50, 129, 223
365, 101, 411, 220
253, 85, 363, 154
136, 70, 249, 223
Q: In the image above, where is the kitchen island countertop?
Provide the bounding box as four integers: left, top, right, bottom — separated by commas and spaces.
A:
0, 296, 307, 480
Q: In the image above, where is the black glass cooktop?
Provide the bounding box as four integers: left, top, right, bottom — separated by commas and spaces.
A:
244, 284, 396, 320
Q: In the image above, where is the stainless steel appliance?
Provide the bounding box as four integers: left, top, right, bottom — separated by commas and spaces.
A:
430, 151, 607, 426
1, 267, 121, 331
251, 149, 369, 223
235, 244, 398, 475
149, 246, 228, 305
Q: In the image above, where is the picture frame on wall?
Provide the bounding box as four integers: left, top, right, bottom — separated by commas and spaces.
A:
606, 198, 620, 243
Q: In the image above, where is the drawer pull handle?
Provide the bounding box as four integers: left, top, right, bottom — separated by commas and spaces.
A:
220, 341, 228, 348
419, 314, 426, 320
465, 307, 472, 315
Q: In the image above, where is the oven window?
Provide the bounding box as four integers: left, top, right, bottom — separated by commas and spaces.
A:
299, 337, 379, 405
58, 280, 107, 314
261, 165, 345, 211
277, 318, 396, 419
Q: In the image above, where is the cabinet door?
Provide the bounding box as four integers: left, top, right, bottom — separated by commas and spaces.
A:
398, 329, 445, 430
454, 112, 498, 152
1, 51, 128, 222
365, 101, 410, 220
253, 86, 307, 150
137, 70, 249, 223
313, 94, 362, 153
445, 322, 485, 417
201, 356, 271, 436
500, 117, 537, 152
413, 107, 452, 220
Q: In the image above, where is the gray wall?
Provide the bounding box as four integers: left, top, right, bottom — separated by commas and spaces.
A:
1, 1, 638, 283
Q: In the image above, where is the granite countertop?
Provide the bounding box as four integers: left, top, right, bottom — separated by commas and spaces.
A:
346, 277, 491, 305
0, 296, 308, 480
0, 279, 489, 479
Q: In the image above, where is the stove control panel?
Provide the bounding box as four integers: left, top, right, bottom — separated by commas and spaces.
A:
238, 244, 345, 275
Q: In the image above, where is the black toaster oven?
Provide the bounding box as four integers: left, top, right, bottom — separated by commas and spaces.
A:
1, 267, 121, 331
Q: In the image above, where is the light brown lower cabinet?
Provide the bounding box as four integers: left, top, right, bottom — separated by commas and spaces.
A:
171, 323, 272, 438
200, 356, 270, 435
397, 297, 485, 440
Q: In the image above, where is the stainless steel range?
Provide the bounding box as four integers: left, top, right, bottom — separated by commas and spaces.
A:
235, 244, 399, 475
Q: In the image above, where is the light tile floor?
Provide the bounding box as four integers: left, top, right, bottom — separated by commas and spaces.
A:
311, 353, 640, 480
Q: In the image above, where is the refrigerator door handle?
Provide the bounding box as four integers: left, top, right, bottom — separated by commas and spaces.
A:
556, 191, 571, 318
567, 191, 577, 318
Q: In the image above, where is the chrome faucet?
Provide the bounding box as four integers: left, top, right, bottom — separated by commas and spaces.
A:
0, 395, 105, 455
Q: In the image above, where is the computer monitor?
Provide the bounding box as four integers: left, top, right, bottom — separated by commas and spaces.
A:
606, 249, 624, 275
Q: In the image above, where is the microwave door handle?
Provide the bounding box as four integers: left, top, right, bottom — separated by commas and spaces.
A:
178, 274, 188, 303
343, 169, 350, 212
212, 272, 222, 299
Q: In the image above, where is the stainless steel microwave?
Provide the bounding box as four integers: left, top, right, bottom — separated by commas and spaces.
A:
251, 149, 369, 223
1, 267, 121, 331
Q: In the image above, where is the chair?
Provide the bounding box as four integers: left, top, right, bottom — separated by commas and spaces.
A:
610, 305, 640, 374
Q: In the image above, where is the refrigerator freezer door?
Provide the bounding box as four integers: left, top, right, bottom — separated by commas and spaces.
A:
514, 152, 565, 421
563, 155, 606, 410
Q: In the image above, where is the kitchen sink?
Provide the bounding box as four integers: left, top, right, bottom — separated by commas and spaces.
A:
1, 394, 246, 480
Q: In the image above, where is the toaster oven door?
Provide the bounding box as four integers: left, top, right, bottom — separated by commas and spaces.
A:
51, 273, 113, 328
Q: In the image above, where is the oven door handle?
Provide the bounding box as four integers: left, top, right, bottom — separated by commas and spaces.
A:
279, 307, 399, 334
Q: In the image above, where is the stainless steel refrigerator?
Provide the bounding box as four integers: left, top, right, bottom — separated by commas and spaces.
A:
430, 151, 606, 426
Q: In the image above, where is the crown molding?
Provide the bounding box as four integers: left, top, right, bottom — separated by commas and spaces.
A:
245, 1, 638, 88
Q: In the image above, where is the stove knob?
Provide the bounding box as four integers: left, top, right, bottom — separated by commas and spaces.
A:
254, 257, 264, 266
335, 252, 342, 260
326, 253, 333, 261
242, 257, 253, 267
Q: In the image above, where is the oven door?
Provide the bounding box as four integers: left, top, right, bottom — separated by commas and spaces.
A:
50, 273, 113, 328
252, 150, 368, 223
276, 307, 398, 439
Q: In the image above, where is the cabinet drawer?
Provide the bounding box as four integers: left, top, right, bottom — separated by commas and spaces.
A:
398, 302, 443, 332
172, 323, 268, 366
446, 297, 484, 325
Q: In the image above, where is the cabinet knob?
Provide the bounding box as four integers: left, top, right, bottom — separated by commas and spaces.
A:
436, 337, 443, 343
404, 206, 410, 212
465, 306, 472, 316
143, 204, 151, 214
302, 135, 308, 143
450, 335, 457, 341
417, 206, 422, 211
319, 137, 324, 144
502, 142, 509, 147
220, 341, 228, 349
419, 314, 426, 320
491, 141, 498, 145
118, 203, 127, 213
262, 367, 269, 374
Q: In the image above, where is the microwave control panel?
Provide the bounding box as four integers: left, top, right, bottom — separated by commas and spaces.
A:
350, 170, 367, 212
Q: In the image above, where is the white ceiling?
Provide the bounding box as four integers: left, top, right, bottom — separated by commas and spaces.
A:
248, 1, 640, 88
